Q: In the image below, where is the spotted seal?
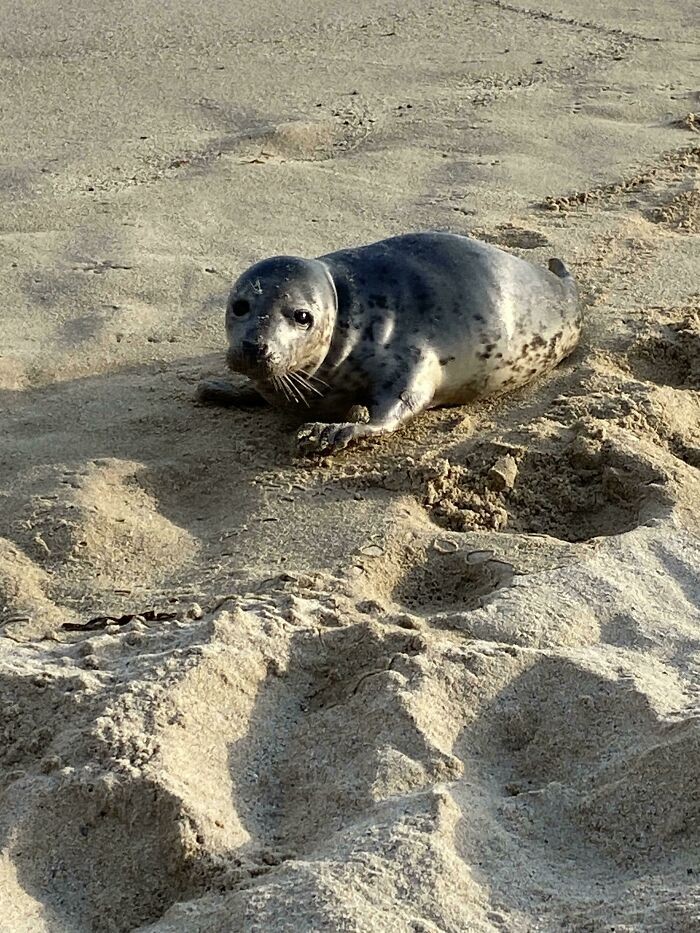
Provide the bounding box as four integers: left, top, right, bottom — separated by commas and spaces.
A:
197, 232, 582, 454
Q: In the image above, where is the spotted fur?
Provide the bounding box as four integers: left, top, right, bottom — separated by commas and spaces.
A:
201, 232, 582, 454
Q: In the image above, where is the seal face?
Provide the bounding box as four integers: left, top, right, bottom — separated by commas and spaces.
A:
199, 232, 582, 455
223, 255, 337, 404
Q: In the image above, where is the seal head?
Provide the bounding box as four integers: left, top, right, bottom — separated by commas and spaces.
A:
225, 256, 337, 393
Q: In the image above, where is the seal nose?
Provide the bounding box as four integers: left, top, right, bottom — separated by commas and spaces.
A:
242, 341, 271, 363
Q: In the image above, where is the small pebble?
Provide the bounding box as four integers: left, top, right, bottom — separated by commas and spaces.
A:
487, 455, 518, 491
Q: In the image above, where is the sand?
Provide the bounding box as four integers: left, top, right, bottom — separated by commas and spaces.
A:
1, 0, 699, 929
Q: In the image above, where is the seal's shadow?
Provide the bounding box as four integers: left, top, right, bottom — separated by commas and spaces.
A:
0, 354, 298, 613
1, 340, 593, 625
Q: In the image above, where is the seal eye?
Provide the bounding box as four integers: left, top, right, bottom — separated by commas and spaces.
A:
230, 299, 250, 317
294, 309, 312, 327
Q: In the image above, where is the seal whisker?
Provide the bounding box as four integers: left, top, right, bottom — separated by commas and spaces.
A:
287, 372, 319, 405
299, 369, 330, 389
278, 374, 294, 402
287, 371, 311, 399
273, 374, 291, 402
282, 373, 308, 407
290, 371, 324, 398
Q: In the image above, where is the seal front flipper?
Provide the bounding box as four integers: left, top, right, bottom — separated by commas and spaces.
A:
194, 379, 268, 409
296, 366, 435, 456
295, 404, 371, 456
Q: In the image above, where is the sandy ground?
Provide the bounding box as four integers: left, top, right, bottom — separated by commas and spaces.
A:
1, 0, 699, 929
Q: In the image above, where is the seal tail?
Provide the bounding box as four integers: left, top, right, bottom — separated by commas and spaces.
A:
548, 257, 579, 300
548, 257, 571, 279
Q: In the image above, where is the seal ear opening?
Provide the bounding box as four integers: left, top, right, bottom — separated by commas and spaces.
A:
548, 258, 570, 279
318, 261, 339, 312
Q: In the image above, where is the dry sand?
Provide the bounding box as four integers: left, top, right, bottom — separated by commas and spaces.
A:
1, 0, 700, 929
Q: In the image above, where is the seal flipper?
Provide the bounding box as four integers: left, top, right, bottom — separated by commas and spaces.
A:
194, 379, 268, 409
548, 257, 571, 278
548, 257, 579, 305
296, 361, 436, 456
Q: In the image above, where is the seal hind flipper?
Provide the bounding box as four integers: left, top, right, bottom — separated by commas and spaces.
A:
548, 257, 579, 304
548, 257, 571, 278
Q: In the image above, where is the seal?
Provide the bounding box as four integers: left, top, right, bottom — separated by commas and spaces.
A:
197, 232, 582, 454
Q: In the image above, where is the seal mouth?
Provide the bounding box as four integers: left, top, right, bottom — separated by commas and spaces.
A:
226, 346, 278, 379
226, 346, 328, 405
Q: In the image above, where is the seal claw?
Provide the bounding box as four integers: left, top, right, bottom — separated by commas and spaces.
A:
296, 421, 360, 456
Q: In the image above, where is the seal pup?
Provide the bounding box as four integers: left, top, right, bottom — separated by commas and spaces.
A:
197, 232, 582, 454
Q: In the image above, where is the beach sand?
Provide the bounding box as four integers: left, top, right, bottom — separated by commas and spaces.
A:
1, 0, 699, 929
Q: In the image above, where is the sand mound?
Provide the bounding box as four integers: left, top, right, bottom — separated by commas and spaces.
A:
412, 431, 670, 541
236, 113, 373, 163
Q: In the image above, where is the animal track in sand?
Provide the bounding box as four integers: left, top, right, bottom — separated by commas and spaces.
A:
419, 435, 670, 542
629, 310, 700, 389
392, 548, 513, 615
7, 774, 192, 932
326, 515, 515, 620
